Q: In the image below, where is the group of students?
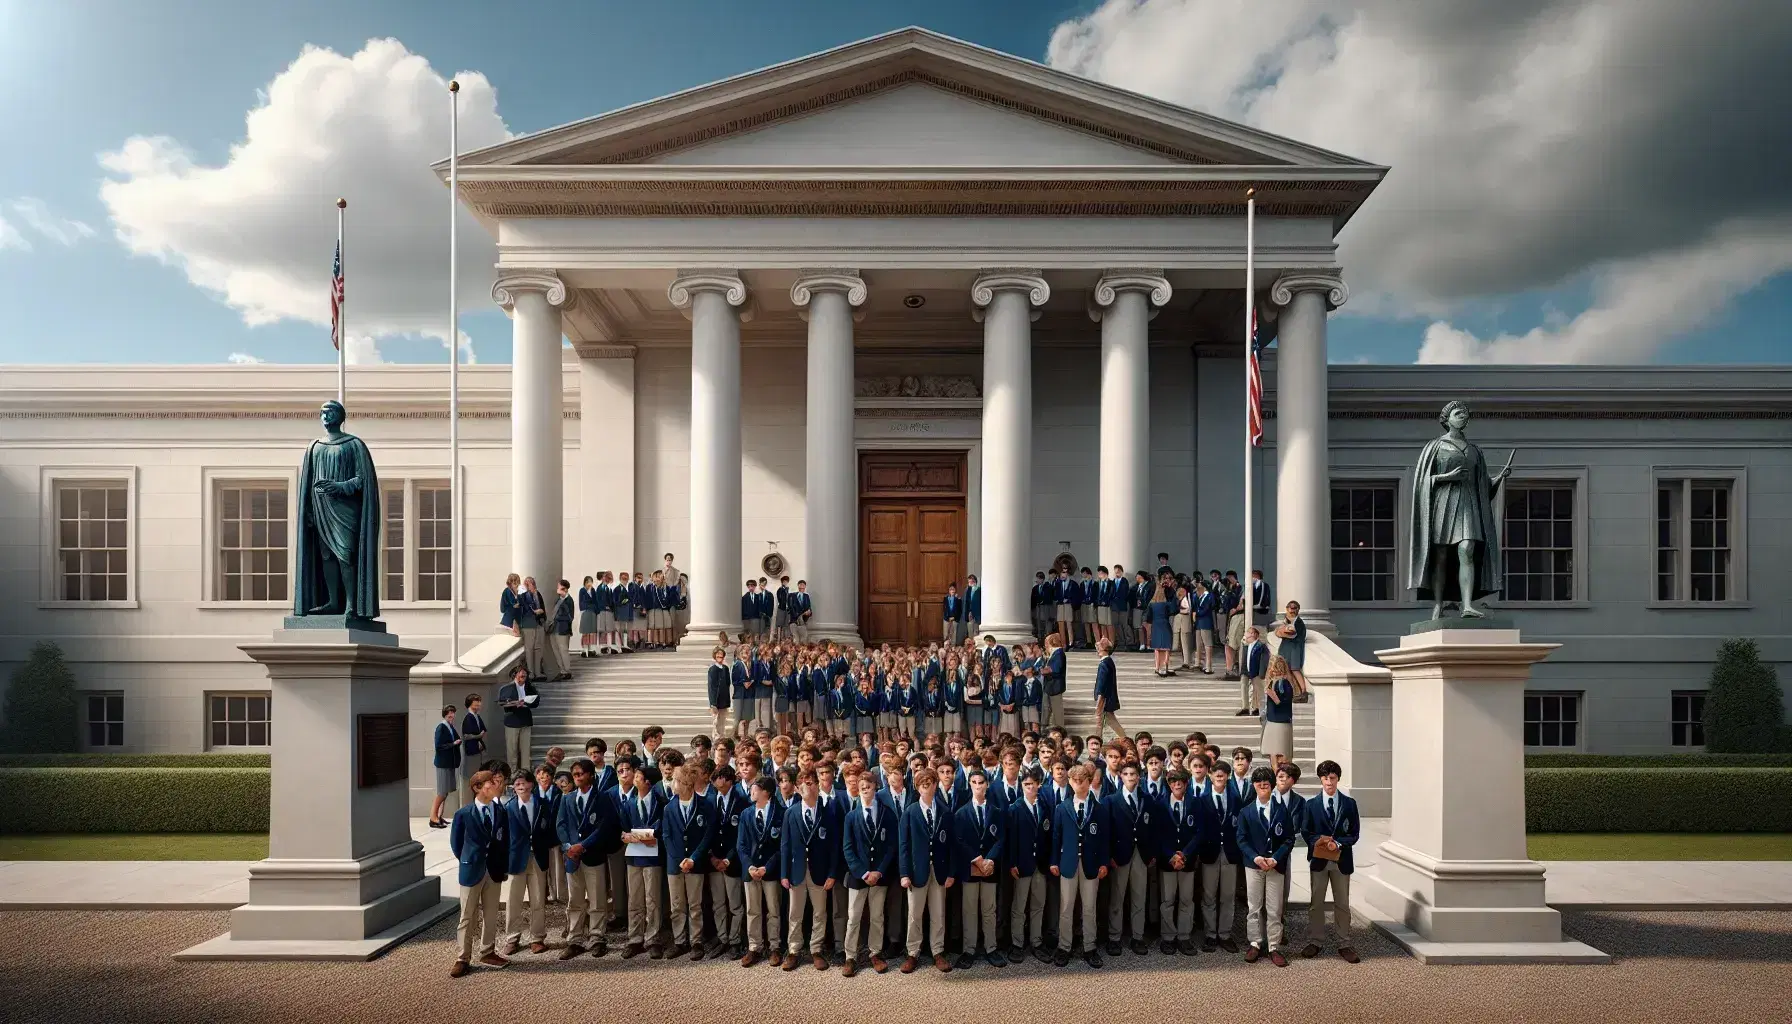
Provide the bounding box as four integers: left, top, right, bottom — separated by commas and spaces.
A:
737, 576, 818, 642
444, 717, 1361, 979
496, 555, 691, 682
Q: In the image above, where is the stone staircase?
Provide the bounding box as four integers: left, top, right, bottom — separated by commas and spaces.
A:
530, 644, 1315, 765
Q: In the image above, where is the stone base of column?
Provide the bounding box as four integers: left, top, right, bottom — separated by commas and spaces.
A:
1365, 843, 1606, 963
979, 620, 1037, 647
805, 620, 864, 648
681, 621, 738, 651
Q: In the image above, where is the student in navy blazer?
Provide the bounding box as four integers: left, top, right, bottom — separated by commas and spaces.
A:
736, 776, 783, 964
1101, 762, 1155, 953
897, 772, 955, 969
963, 576, 983, 632
615, 767, 665, 956
1236, 766, 1296, 962
430, 705, 462, 828
556, 758, 618, 957
1049, 763, 1108, 964
503, 773, 559, 953
1299, 760, 1362, 962
661, 767, 716, 955
1005, 769, 1053, 958
953, 769, 1007, 966
498, 573, 522, 632
841, 773, 898, 972
941, 585, 965, 646
781, 773, 840, 966
448, 770, 510, 974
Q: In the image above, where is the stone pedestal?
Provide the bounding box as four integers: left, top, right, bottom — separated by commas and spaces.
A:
1364, 627, 1608, 963
1303, 631, 1393, 818
178, 625, 457, 960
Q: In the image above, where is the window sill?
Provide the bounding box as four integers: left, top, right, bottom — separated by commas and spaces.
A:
197, 601, 289, 611
1330, 601, 1428, 611
206, 745, 272, 753
38, 600, 139, 611
1498, 601, 1591, 610
1645, 601, 1753, 610
381, 601, 470, 611
1524, 746, 1583, 754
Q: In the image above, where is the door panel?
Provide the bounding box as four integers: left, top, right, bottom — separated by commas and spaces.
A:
858, 453, 967, 648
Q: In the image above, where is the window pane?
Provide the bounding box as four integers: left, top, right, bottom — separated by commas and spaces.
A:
1330, 484, 1396, 604
217, 484, 290, 602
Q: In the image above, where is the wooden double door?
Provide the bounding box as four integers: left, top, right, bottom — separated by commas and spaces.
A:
859, 451, 967, 647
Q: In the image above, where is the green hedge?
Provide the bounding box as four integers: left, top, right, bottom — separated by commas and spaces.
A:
1526, 767, 1792, 833
1525, 753, 1792, 769
0, 753, 270, 769
0, 768, 269, 834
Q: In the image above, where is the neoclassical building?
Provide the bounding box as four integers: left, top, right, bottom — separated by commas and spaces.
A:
0, 29, 1785, 756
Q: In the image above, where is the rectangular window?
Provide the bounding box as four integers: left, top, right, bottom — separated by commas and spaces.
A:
1523, 691, 1581, 749
382, 486, 406, 602
56, 484, 129, 602
209, 692, 271, 748
1330, 483, 1396, 602
1672, 690, 1707, 748
217, 484, 288, 601
85, 692, 124, 748
1502, 484, 1575, 602
1656, 479, 1735, 602
416, 484, 453, 602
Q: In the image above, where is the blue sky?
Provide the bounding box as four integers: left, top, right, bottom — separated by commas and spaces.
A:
1, 0, 1785, 366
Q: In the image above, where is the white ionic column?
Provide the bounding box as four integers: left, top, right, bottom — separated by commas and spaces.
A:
1269, 271, 1348, 632
1091, 270, 1171, 572
494, 272, 569, 593
972, 270, 1049, 645
791, 270, 867, 646
669, 271, 748, 645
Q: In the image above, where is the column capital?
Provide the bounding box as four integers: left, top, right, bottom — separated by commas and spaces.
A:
1088, 269, 1171, 322
491, 271, 567, 311
669, 270, 752, 322
789, 269, 867, 307
1269, 270, 1349, 311
971, 269, 1050, 323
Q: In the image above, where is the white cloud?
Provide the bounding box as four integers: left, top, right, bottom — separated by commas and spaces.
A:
343, 334, 385, 366
99, 39, 510, 358
1418, 218, 1792, 363
0, 198, 95, 251
226, 352, 263, 364
1047, 0, 1792, 360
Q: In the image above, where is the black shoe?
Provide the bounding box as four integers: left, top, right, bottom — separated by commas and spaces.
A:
954, 953, 975, 970
1035, 946, 1054, 965
1132, 939, 1149, 955
1234, 709, 1251, 716
1160, 940, 1178, 955
428, 819, 448, 829
1179, 939, 1198, 955
1105, 941, 1122, 956
1218, 937, 1239, 953
1008, 945, 1028, 963
1053, 949, 1071, 967
1202, 937, 1217, 952
1085, 949, 1103, 968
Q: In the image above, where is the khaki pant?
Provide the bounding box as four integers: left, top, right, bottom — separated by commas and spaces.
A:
1243, 674, 1264, 712
626, 863, 663, 947
829, 884, 849, 952
504, 726, 531, 775
505, 858, 550, 947
786, 880, 830, 955
707, 871, 745, 947
549, 632, 572, 677
1202, 855, 1238, 939
519, 625, 545, 678
1097, 710, 1125, 741
1196, 627, 1214, 667
744, 876, 783, 952
845, 884, 888, 959
1173, 616, 1193, 667
1045, 691, 1065, 729
1160, 869, 1198, 941
960, 881, 998, 953
563, 860, 605, 947
905, 879, 946, 957
667, 871, 704, 947
1244, 866, 1286, 951
1056, 868, 1100, 952
1010, 871, 1048, 948
1106, 850, 1148, 942
456, 875, 502, 961
603, 848, 624, 920
1307, 863, 1353, 947
710, 706, 728, 742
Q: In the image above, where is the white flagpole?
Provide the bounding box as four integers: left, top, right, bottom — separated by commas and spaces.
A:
448, 79, 463, 669
336, 198, 347, 404
1242, 187, 1256, 638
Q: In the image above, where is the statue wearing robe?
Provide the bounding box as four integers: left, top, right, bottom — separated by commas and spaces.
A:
294, 401, 382, 621
1407, 401, 1511, 618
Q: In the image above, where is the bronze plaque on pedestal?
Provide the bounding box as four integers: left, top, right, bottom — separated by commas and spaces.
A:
356, 713, 408, 789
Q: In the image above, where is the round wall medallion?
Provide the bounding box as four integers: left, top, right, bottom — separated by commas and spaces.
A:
761, 552, 787, 578
1050, 551, 1079, 577
903, 294, 926, 308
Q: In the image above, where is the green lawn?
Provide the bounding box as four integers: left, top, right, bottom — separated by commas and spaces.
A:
1528, 833, 1792, 861
0, 833, 269, 861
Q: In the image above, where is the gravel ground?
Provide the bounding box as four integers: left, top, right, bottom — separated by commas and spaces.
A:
1, 907, 1787, 1024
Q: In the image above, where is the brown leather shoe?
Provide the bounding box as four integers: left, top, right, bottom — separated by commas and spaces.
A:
871, 955, 888, 973
449, 959, 470, 978
500, 940, 519, 956
934, 953, 952, 972
558, 944, 586, 961
690, 945, 705, 962
1269, 950, 1288, 967
1300, 943, 1321, 959
814, 953, 828, 971
1339, 946, 1360, 964
1245, 945, 1262, 963
529, 942, 548, 955
842, 959, 857, 977
769, 952, 783, 968
478, 953, 510, 968
740, 950, 760, 968
621, 943, 643, 959
901, 955, 918, 974
781, 954, 799, 972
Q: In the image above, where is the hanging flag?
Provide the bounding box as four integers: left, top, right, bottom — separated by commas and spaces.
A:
1247, 307, 1263, 447
330, 241, 345, 351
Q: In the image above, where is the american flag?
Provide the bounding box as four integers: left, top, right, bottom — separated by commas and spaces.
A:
1247, 307, 1263, 447
329, 241, 344, 351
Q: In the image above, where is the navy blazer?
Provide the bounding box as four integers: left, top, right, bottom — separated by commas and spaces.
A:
898, 796, 955, 885
1043, 648, 1068, 696
1093, 656, 1121, 711
1157, 792, 1213, 870
709, 786, 745, 876
942, 594, 964, 621
1106, 578, 1129, 610
497, 680, 537, 729
1237, 798, 1297, 873
1103, 787, 1157, 865
504, 794, 558, 874
615, 787, 664, 866
707, 662, 731, 710
730, 660, 753, 700
459, 711, 486, 761
1303, 791, 1360, 874
577, 586, 598, 613
780, 799, 841, 886
953, 800, 1005, 882
1051, 796, 1109, 877
1005, 797, 1053, 877
516, 588, 546, 628
1031, 582, 1053, 609
1252, 578, 1273, 615
498, 587, 520, 629
661, 793, 716, 876
555, 784, 618, 871
964, 585, 982, 622
450, 801, 510, 886
433, 720, 461, 771
740, 591, 760, 620
789, 591, 813, 620
736, 801, 783, 881
1242, 640, 1271, 679
842, 799, 900, 887
552, 594, 575, 635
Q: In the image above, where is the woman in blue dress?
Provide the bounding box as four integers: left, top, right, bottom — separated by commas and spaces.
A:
1148, 581, 1177, 677
1273, 599, 1309, 699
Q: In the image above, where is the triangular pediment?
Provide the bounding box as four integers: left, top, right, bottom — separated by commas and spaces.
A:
458, 28, 1374, 170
